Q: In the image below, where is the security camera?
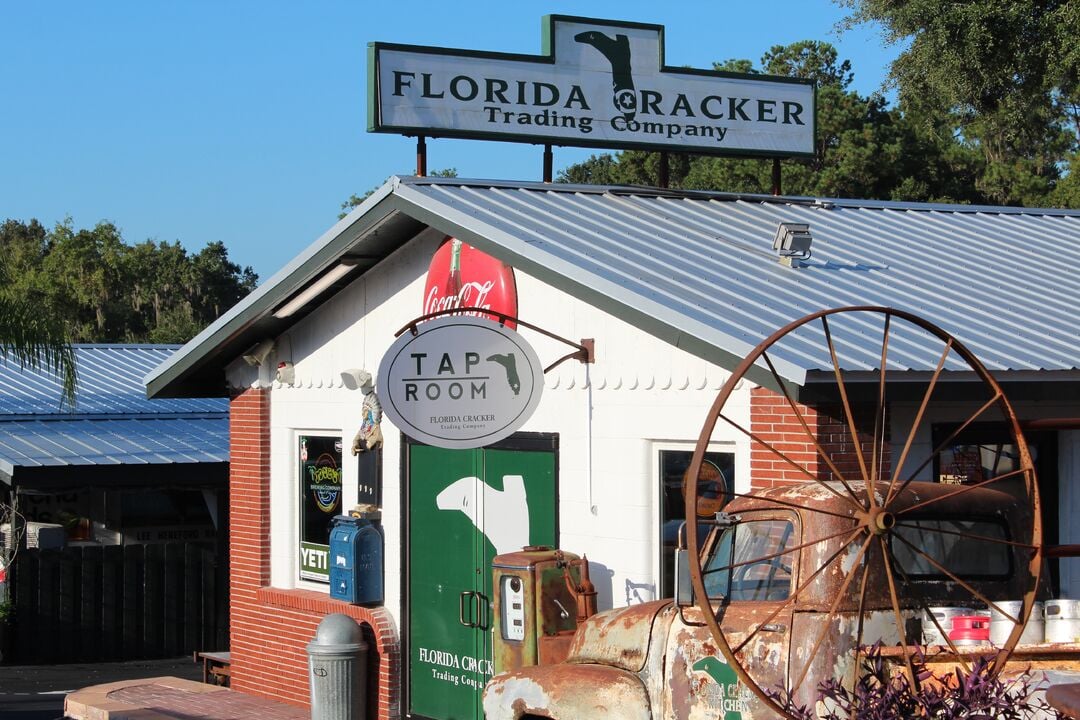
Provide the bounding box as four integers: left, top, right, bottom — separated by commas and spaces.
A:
242, 339, 275, 367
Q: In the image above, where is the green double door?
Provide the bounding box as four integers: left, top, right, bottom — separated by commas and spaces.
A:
406, 434, 557, 720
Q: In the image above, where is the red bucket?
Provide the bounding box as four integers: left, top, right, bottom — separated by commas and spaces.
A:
949, 615, 991, 646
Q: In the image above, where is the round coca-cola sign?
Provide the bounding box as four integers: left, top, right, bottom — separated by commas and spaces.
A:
423, 237, 517, 328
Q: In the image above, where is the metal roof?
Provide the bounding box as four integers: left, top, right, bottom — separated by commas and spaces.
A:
1, 345, 227, 478
146, 177, 1080, 398
0, 418, 228, 475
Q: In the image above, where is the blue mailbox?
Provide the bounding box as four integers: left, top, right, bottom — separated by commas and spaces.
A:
329, 513, 384, 605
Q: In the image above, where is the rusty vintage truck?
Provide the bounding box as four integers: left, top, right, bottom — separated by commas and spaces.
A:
483, 480, 1080, 720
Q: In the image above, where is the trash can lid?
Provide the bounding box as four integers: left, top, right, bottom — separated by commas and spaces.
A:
313, 613, 364, 646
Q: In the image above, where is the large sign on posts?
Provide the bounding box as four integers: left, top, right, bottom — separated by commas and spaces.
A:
377, 316, 544, 449
369, 15, 815, 157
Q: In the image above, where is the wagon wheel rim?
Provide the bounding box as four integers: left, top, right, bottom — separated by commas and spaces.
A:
685, 306, 1042, 719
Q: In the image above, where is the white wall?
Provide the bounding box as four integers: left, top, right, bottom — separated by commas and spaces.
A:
228, 229, 751, 631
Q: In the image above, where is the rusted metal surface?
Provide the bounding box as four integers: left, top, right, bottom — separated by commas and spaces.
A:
1047, 682, 1080, 719
683, 307, 1042, 719
484, 307, 1055, 720
565, 601, 669, 673
483, 662, 651, 720
537, 633, 575, 666
491, 548, 587, 675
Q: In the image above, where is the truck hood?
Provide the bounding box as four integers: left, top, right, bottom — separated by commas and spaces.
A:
565, 599, 672, 673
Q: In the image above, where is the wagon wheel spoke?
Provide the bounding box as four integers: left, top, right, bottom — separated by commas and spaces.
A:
897, 466, 1031, 516
722, 490, 856, 520
850, 555, 871, 689
869, 313, 891, 496
885, 338, 953, 506
890, 393, 1002, 501
822, 315, 873, 507
890, 532, 1019, 620
791, 533, 874, 695
731, 528, 864, 655
893, 521, 1040, 552
703, 526, 855, 576
762, 350, 863, 507
889, 557, 974, 672
717, 412, 864, 513
878, 535, 917, 687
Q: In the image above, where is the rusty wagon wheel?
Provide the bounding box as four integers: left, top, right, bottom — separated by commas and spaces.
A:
684, 306, 1042, 718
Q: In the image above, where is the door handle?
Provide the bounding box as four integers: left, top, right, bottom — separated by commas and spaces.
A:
459, 591, 477, 628
474, 592, 490, 630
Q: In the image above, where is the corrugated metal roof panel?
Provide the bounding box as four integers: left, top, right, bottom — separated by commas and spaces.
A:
0, 345, 226, 416
143, 177, 1080, 397
0, 345, 228, 475
394, 180, 1080, 378
0, 417, 228, 470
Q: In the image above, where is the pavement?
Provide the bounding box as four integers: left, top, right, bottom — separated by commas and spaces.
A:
0, 657, 306, 720
64, 676, 307, 720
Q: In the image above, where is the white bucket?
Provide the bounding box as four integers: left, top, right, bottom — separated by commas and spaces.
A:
922, 606, 973, 646
1045, 599, 1080, 644
989, 600, 1044, 646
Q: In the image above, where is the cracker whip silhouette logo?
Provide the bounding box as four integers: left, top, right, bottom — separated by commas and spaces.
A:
575, 30, 636, 120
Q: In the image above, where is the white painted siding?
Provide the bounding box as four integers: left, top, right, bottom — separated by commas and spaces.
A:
235, 229, 751, 630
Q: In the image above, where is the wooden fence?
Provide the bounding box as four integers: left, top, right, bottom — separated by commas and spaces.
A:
10, 542, 228, 663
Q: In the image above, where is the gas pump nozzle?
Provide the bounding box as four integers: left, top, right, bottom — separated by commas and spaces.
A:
555, 550, 597, 624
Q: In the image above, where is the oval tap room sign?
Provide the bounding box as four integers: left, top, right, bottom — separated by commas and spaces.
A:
377, 316, 544, 449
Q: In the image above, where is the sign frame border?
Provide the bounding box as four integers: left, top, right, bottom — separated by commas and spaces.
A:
368, 14, 817, 159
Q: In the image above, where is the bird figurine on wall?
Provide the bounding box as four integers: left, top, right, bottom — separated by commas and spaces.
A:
575, 30, 636, 121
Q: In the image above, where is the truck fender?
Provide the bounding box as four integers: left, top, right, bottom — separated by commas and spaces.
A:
483, 663, 651, 720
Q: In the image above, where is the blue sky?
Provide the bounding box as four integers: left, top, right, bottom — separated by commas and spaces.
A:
1, 2, 900, 282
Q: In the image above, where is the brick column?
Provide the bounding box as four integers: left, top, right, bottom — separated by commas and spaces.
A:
749, 387, 821, 489
227, 387, 400, 719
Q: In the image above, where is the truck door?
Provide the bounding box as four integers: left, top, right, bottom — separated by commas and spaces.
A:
405, 434, 557, 720
668, 513, 799, 720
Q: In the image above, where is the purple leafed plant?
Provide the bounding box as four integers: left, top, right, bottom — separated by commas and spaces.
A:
770, 644, 1063, 720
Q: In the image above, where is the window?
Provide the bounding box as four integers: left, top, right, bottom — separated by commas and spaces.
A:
932, 423, 1037, 486
890, 518, 1011, 579
702, 520, 795, 601
298, 435, 343, 582
659, 449, 735, 598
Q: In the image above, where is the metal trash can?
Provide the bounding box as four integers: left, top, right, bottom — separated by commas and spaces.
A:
308, 613, 368, 720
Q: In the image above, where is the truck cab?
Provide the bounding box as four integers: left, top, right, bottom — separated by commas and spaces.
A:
484, 480, 1063, 720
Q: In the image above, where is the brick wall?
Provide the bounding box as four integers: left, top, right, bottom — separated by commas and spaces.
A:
228, 387, 400, 719
749, 387, 890, 490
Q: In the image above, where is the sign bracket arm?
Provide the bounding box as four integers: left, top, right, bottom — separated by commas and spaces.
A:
394, 307, 595, 372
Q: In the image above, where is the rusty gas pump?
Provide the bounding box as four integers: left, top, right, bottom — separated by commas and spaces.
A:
491, 546, 597, 673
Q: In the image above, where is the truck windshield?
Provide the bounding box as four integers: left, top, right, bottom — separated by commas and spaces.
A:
702, 520, 794, 601
890, 517, 1011, 579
